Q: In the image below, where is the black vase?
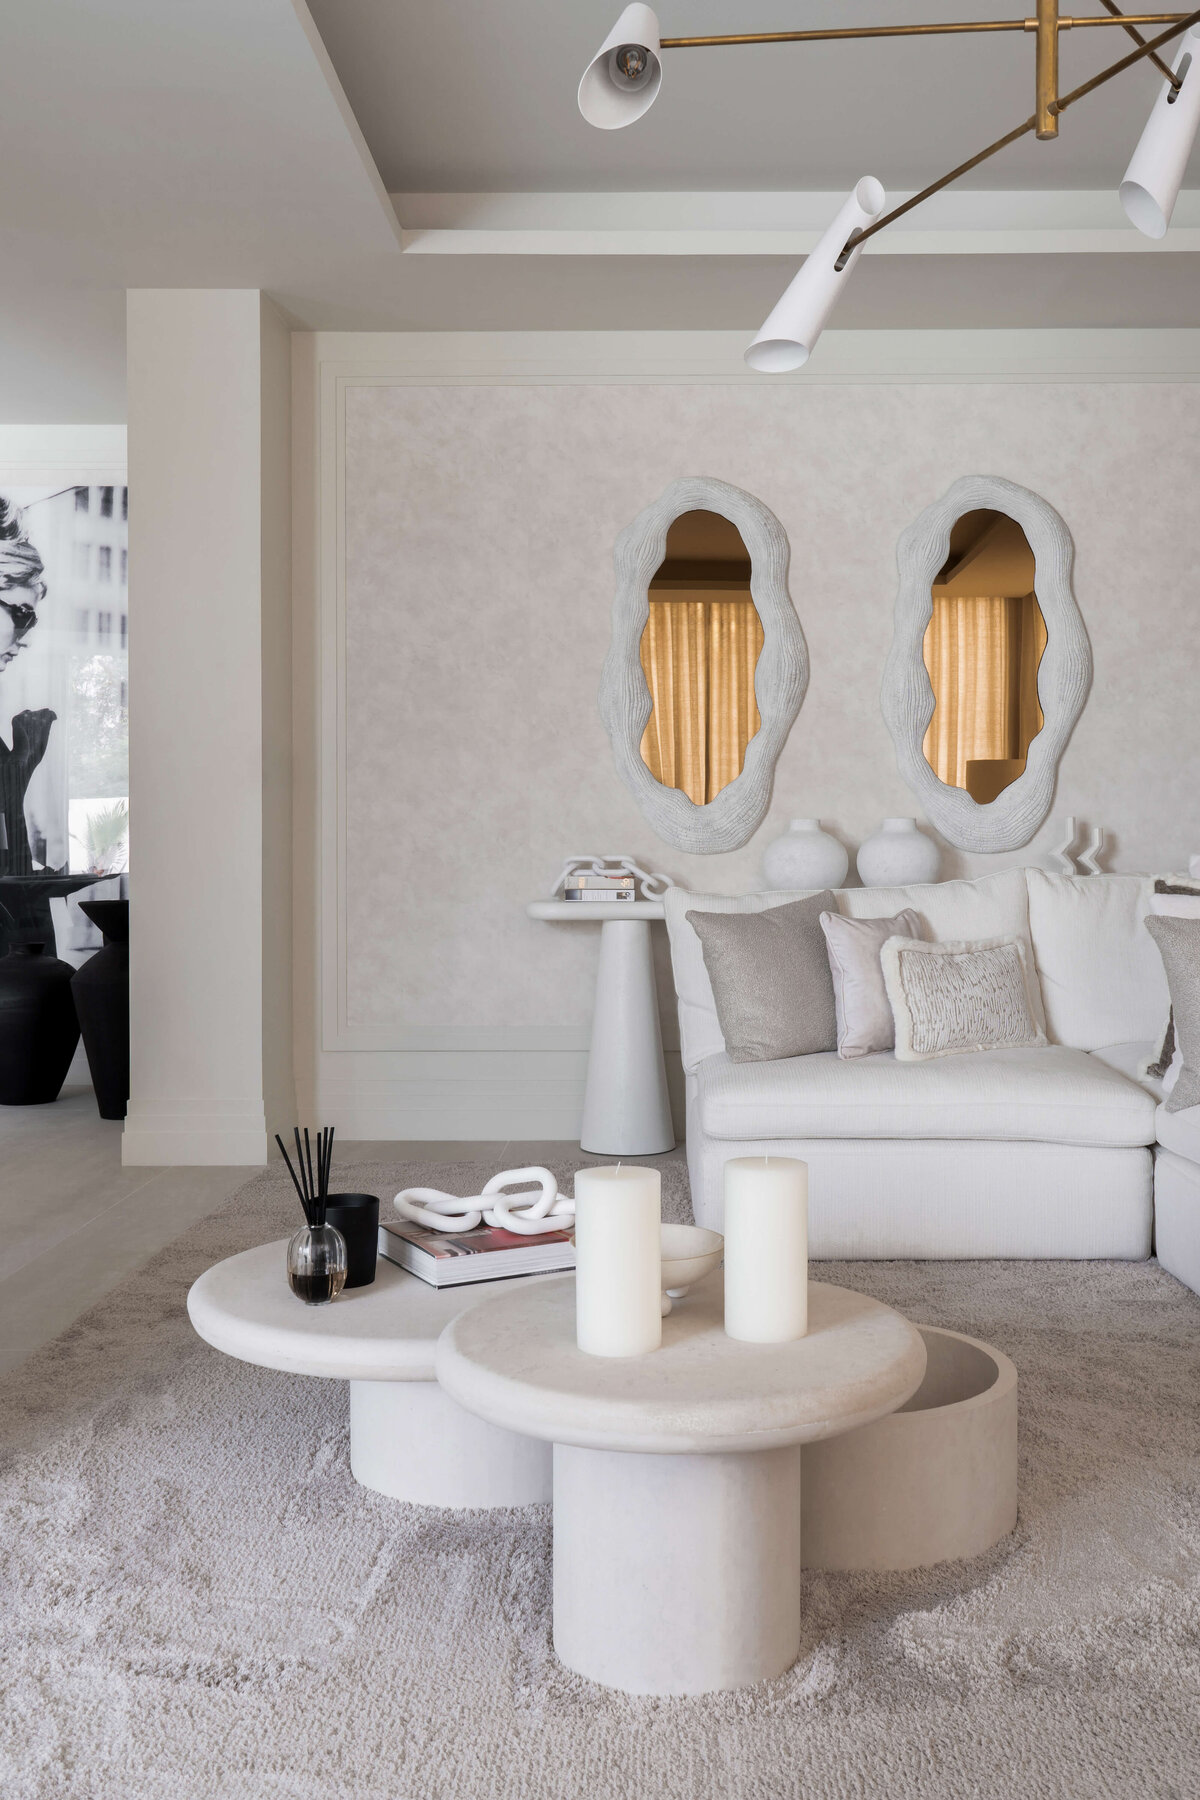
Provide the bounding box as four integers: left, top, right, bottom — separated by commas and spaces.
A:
0, 942, 82, 1104
72, 900, 129, 1120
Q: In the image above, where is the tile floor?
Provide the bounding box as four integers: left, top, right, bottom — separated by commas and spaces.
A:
0, 1095, 685, 1375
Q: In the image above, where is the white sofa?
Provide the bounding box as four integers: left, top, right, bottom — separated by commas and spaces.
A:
664, 867, 1200, 1271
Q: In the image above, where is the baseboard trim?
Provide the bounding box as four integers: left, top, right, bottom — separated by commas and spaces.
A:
122, 1108, 269, 1167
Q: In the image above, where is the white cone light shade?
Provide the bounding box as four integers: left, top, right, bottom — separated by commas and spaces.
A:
1120, 29, 1200, 238
745, 178, 886, 372
578, 4, 662, 129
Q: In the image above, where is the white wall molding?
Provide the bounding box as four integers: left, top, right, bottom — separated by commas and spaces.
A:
306, 328, 1200, 386
292, 327, 1200, 1138
393, 189, 1200, 257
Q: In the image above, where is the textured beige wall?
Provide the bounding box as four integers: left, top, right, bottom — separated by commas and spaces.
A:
341, 379, 1199, 1051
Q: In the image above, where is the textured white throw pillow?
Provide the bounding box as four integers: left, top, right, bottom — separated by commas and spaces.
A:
882, 934, 1048, 1063
820, 907, 923, 1059
1143, 885, 1200, 1092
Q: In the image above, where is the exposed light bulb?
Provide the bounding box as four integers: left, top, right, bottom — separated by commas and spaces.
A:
578, 6, 662, 129
612, 44, 650, 87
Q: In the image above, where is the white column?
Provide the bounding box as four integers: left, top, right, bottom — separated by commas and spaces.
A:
553, 1441, 804, 1695
123, 291, 292, 1165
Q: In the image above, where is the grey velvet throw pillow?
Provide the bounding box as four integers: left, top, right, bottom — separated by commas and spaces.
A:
686, 892, 838, 1063
1145, 914, 1200, 1112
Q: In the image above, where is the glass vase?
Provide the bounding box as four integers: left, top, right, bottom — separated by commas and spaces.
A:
287, 1222, 347, 1305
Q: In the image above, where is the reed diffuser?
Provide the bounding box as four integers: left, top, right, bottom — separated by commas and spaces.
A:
279, 1125, 347, 1305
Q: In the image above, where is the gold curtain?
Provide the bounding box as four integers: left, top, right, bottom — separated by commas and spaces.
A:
922, 593, 1047, 791
639, 595, 764, 804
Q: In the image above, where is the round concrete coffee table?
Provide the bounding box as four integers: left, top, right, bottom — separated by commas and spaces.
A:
436, 1270, 926, 1695
187, 1241, 552, 1508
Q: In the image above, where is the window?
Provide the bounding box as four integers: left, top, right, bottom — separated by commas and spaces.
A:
120, 613, 127, 650
72, 543, 90, 581
97, 611, 112, 643
120, 487, 128, 521
99, 487, 113, 519
97, 545, 112, 582
74, 487, 89, 513
75, 609, 90, 638
120, 548, 127, 585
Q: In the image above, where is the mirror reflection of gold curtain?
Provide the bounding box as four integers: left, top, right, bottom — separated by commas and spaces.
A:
922, 593, 1047, 791
639, 596, 764, 804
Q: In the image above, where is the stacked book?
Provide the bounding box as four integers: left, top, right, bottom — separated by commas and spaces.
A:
378, 1215, 576, 1288
563, 873, 636, 903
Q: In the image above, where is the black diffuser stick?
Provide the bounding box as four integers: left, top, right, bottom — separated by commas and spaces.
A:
275, 1133, 312, 1226
293, 1127, 311, 1219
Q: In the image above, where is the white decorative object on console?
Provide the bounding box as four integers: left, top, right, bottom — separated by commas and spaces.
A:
574, 1164, 662, 1357
723, 1156, 809, 1343
1078, 825, 1107, 875
1048, 815, 1080, 874
856, 818, 940, 887
552, 852, 674, 902
761, 818, 849, 889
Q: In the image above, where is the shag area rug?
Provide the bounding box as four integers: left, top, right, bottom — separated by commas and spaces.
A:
3, 1156, 1200, 1800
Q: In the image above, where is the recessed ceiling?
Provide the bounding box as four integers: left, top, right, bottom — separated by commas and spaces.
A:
304, 0, 1200, 192
1, 0, 1199, 421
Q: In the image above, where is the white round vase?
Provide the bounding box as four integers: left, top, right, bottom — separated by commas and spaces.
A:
856, 818, 941, 888
762, 819, 849, 890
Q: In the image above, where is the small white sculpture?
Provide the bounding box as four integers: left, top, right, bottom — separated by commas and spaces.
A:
1048, 817, 1080, 875
550, 854, 674, 902
394, 1167, 575, 1238
1077, 825, 1107, 875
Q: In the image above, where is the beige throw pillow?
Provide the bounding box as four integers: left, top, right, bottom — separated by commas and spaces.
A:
881, 934, 1048, 1063
819, 908, 924, 1059
686, 891, 838, 1063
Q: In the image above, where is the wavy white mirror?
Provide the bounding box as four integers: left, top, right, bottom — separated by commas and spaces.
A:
599, 478, 808, 853
881, 475, 1091, 853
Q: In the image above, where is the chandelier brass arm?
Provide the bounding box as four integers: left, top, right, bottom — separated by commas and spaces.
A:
833, 5, 1200, 267
659, 14, 1192, 49
1096, 0, 1184, 86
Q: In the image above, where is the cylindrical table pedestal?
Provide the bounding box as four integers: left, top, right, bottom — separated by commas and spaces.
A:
350, 1381, 552, 1508
580, 919, 674, 1156
552, 1441, 804, 1695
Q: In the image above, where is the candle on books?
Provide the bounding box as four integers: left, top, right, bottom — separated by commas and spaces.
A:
723, 1156, 808, 1343
573, 1164, 662, 1357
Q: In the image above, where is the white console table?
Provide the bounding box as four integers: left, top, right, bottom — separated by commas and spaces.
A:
526, 900, 674, 1156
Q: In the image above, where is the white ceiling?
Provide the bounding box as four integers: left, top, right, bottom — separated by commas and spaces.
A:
305, 0, 1199, 193
2, 0, 1199, 420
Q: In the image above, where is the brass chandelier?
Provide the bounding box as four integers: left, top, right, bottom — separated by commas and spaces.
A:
577, 3, 1200, 367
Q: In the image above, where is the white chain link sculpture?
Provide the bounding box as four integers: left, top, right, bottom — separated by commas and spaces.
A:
393, 1166, 575, 1238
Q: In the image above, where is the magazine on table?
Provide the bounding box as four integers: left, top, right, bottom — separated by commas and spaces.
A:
378, 1214, 576, 1288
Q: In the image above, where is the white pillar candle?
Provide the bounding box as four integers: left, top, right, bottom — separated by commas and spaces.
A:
574, 1165, 662, 1357
723, 1157, 808, 1343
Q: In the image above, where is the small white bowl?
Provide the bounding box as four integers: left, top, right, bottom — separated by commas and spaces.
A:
660, 1223, 723, 1305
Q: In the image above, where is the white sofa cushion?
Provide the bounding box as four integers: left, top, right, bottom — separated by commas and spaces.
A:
665, 868, 1034, 1076
1154, 1102, 1200, 1163
695, 1043, 1156, 1146
1089, 1040, 1165, 1100
1025, 869, 1168, 1050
